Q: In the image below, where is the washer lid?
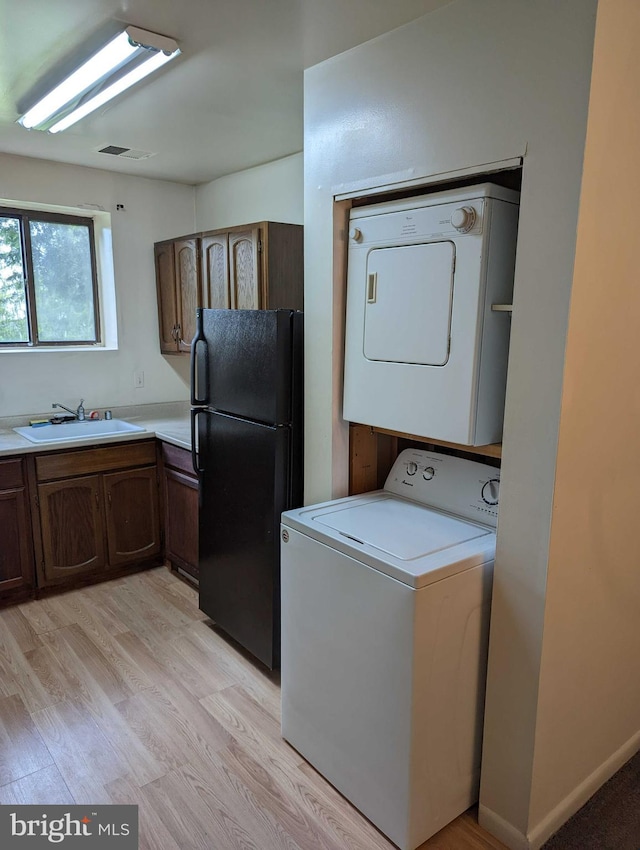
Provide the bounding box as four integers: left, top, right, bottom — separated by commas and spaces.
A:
283, 492, 496, 588
315, 496, 490, 560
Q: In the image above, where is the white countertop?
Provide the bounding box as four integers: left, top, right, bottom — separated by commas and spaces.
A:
0, 401, 192, 457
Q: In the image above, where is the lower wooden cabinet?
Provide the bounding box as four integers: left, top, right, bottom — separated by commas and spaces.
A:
37, 475, 106, 580
104, 467, 161, 567
0, 457, 35, 601
1, 438, 198, 605
161, 442, 199, 582
31, 441, 162, 590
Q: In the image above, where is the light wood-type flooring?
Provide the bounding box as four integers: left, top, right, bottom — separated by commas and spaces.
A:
0, 568, 507, 850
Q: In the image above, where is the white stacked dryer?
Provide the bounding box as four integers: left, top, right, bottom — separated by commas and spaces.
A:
343, 183, 519, 445
281, 448, 500, 850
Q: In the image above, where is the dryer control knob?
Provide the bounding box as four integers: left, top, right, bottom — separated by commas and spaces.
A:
482, 478, 500, 506
406, 461, 418, 476
451, 206, 477, 232
423, 466, 435, 481
349, 227, 362, 242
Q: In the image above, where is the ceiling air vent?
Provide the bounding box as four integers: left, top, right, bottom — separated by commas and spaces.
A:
95, 145, 156, 160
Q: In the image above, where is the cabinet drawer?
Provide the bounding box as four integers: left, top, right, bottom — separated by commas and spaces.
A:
0, 458, 25, 490
161, 442, 196, 478
36, 440, 157, 481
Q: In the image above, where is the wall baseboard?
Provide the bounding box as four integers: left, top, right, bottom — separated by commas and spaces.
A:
480, 729, 640, 850
478, 805, 529, 850
527, 729, 640, 849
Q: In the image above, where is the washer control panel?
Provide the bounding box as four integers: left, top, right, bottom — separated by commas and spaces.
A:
385, 448, 500, 526
481, 479, 500, 506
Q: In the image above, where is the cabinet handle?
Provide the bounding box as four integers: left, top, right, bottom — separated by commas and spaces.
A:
107, 491, 112, 507
95, 492, 100, 507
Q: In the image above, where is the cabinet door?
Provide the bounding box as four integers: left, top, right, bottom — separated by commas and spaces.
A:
38, 476, 106, 582
103, 467, 160, 568
164, 467, 199, 580
229, 228, 261, 309
201, 234, 230, 309
174, 238, 201, 353
154, 242, 179, 354
0, 487, 34, 595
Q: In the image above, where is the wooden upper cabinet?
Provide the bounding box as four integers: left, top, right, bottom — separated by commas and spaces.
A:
174, 238, 200, 353
155, 237, 200, 355
202, 228, 260, 309
202, 233, 230, 308
219, 222, 303, 310
154, 242, 178, 354
260, 222, 304, 311
154, 222, 303, 355
229, 228, 261, 309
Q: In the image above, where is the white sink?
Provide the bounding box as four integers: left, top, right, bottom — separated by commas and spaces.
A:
14, 418, 146, 444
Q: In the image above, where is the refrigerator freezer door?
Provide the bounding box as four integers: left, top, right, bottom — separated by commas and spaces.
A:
198, 410, 291, 668
199, 309, 295, 424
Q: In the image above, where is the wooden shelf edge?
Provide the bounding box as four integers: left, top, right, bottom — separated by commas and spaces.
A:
348, 422, 501, 496
364, 425, 502, 459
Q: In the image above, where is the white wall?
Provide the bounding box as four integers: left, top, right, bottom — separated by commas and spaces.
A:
303, 1, 597, 846
526, 0, 640, 843
0, 150, 304, 419
195, 153, 303, 231
0, 153, 195, 418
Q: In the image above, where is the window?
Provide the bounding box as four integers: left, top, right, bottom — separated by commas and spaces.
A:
0, 207, 100, 346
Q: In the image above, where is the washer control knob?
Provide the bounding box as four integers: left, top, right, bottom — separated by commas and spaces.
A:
349, 227, 362, 242
482, 479, 500, 506
406, 461, 418, 476
423, 466, 435, 481
451, 206, 477, 232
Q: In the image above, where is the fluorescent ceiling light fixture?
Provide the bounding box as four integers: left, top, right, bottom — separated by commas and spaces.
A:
49, 50, 174, 133
18, 26, 180, 133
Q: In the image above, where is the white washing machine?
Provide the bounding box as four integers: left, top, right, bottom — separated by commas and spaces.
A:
280, 448, 500, 850
343, 183, 519, 445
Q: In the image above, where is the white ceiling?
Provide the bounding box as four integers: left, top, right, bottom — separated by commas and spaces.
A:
0, 0, 451, 185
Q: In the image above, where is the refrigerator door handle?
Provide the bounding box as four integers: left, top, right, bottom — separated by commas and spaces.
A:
191, 408, 205, 476
190, 308, 209, 406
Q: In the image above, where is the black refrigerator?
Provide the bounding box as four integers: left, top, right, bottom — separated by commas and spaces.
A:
190, 308, 303, 669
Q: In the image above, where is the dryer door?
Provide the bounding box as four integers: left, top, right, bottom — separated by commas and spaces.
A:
364, 240, 455, 366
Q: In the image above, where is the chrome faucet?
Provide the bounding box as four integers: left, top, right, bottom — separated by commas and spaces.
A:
52, 399, 86, 421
